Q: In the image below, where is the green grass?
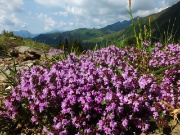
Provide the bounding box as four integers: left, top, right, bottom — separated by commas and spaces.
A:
66, 28, 109, 41
23, 38, 51, 50
0, 32, 52, 53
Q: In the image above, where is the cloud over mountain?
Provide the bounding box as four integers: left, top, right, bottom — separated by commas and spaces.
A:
0, 0, 179, 33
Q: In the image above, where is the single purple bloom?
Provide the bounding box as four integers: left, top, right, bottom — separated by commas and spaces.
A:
122, 119, 128, 128
31, 116, 36, 122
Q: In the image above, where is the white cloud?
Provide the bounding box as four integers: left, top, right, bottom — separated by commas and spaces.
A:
32, 0, 180, 33
69, 22, 74, 26
0, 0, 24, 12
12, 14, 27, 28
166, 0, 180, 5
37, 13, 57, 30
0, 16, 15, 25
34, 0, 127, 18
34, 0, 173, 29
59, 21, 67, 27
34, 0, 179, 17
54, 11, 68, 17
0, 0, 26, 31
131, 0, 156, 11
93, 18, 100, 23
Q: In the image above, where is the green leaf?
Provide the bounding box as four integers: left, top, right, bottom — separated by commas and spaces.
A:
151, 62, 180, 75
139, 33, 143, 41
159, 112, 164, 119
22, 103, 27, 109
115, 69, 123, 75
137, 89, 142, 94
149, 118, 156, 122
101, 100, 106, 105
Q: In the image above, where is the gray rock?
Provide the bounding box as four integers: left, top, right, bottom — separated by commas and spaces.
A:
9, 46, 43, 61
40, 52, 62, 61
0, 75, 6, 83
14, 46, 30, 54
0, 46, 51, 84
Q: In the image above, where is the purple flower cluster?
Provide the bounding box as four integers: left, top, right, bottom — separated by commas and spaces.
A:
0, 44, 180, 134
49, 48, 64, 54
149, 43, 180, 68
142, 40, 150, 47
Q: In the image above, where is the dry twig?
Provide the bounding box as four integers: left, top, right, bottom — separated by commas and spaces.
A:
161, 100, 180, 130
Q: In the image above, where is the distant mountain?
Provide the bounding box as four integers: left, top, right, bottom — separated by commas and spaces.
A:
32, 20, 132, 47
100, 19, 133, 32
13, 30, 38, 38
33, 33, 58, 46
33, 28, 108, 47
43, 30, 62, 34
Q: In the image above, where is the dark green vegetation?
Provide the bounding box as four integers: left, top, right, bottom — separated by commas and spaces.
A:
33, 1, 180, 48
152, 1, 180, 44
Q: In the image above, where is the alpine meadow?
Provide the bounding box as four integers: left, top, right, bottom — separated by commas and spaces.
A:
0, 0, 180, 134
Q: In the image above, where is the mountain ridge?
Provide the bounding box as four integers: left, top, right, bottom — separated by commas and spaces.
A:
12, 30, 38, 38
32, 19, 133, 47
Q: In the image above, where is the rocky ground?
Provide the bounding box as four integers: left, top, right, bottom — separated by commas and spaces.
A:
0, 46, 61, 88
141, 124, 180, 135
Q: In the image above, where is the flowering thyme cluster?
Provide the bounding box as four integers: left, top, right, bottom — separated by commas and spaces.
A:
49, 48, 64, 54
0, 44, 180, 134
149, 43, 180, 68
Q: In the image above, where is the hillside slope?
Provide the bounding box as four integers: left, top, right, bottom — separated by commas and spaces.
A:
152, 1, 180, 43
0, 31, 51, 58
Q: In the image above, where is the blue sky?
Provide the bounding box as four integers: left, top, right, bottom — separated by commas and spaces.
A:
0, 0, 179, 34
